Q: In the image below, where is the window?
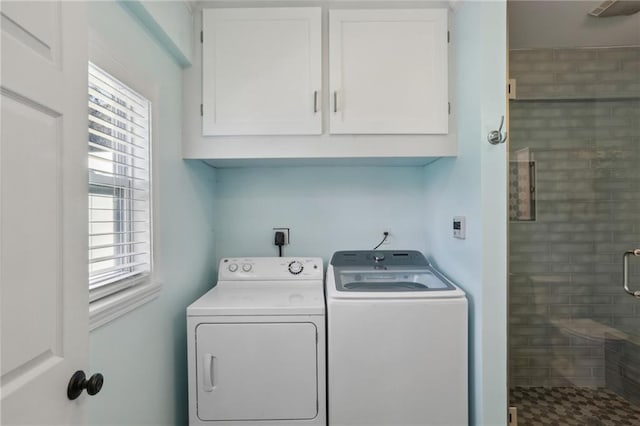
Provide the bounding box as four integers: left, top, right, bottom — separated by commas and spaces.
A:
88, 62, 153, 311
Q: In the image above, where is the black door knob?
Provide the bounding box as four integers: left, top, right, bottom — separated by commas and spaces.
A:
67, 370, 104, 400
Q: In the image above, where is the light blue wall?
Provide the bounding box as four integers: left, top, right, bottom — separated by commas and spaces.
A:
119, 0, 194, 66
88, 2, 216, 425
423, 1, 507, 425
214, 166, 427, 263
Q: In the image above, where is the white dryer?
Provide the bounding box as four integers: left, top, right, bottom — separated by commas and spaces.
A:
326, 250, 468, 426
187, 257, 326, 426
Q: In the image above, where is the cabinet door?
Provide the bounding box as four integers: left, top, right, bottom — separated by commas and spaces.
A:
202, 8, 321, 136
329, 9, 449, 134
195, 322, 318, 421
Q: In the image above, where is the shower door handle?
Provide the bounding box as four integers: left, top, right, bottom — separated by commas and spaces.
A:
622, 248, 640, 298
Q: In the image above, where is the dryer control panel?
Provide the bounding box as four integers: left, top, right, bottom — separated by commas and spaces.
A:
219, 257, 323, 281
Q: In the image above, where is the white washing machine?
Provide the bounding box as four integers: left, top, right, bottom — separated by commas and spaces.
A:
187, 257, 326, 426
326, 250, 468, 426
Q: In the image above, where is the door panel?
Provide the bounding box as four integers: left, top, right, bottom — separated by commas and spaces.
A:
1, 95, 63, 378
196, 322, 318, 421
0, 1, 60, 63
1, 1, 89, 424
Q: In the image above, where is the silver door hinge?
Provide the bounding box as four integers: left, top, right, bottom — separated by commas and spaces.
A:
447, 30, 450, 43
200, 104, 203, 116
200, 30, 203, 43
508, 79, 517, 99
448, 102, 451, 115
509, 407, 518, 426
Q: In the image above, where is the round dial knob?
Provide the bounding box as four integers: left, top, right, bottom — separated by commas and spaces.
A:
228, 263, 238, 272
242, 263, 252, 272
288, 261, 304, 275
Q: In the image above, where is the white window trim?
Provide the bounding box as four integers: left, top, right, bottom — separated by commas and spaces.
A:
88, 30, 162, 331
89, 281, 162, 331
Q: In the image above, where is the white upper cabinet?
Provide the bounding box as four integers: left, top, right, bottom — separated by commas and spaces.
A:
187, 6, 456, 164
202, 8, 322, 135
329, 9, 449, 134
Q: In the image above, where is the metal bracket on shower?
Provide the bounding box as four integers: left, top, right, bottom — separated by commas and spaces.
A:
488, 115, 508, 145
623, 248, 640, 298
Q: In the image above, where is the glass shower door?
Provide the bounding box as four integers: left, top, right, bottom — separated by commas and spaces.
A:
508, 45, 640, 425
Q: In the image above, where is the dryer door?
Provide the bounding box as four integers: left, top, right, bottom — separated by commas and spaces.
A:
195, 322, 318, 421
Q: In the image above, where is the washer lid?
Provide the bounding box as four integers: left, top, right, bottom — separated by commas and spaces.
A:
187, 283, 325, 316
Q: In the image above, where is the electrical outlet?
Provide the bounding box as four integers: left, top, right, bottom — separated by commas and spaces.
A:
273, 228, 290, 245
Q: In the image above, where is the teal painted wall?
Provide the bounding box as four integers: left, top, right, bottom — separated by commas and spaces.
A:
423, 2, 507, 425
88, 2, 216, 425
119, 0, 194, 66
214, 166, 427, 263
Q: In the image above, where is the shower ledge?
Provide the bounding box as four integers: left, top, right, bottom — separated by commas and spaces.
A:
551, 318, 632, 343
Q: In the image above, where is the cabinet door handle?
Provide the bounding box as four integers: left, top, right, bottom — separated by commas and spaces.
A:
313, 91, 318, 113
333, 91, 338, 113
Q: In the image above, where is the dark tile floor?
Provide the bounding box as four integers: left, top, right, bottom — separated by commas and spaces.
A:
510, 387, 640, 426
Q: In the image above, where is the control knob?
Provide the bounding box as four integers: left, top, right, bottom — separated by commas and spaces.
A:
288, 261, 304, 275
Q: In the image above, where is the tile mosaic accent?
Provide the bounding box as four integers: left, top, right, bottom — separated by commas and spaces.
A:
510, 387, 640, 426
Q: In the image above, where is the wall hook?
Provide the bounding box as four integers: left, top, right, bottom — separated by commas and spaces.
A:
488, 115, 508, 145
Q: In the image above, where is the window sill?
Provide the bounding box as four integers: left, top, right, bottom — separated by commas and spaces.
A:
89, 281, 162, 331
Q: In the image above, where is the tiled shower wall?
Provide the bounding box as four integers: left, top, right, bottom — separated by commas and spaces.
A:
509, 47, 640, 391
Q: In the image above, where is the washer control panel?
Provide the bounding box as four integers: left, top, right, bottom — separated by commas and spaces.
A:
219, 257, 323, 281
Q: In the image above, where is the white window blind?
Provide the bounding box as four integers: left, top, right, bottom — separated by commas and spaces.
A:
88, 62, 152, 302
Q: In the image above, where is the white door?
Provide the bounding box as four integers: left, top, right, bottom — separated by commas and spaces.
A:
329, 9, 449, 134
1, 1, 90, 424
202, 8, 322, 136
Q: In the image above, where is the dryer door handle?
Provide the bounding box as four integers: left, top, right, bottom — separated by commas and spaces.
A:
203, 354, 216, 392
